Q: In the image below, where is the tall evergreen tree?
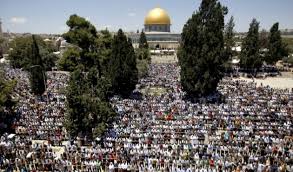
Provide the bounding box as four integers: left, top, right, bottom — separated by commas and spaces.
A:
58, 47, 81, 72
178, 0, 227, 97
0, 47, 2, 59
63, 14, 99, 71
62, 15, 116, 138
136, 31, 150, 78
109, 29, 138, 97
0, 65, 17, 134
136, 31, 150, 80
139, 31, 149, 49
0, 36, 4, 59
29, 35, 46, 95
259, 29, 269, 50
8, 36, 57, 70
266, 23, 288, 64
240, 19, 262, 71
96, 29, 114, 76
65, 68, 88, 137
65, 67, 115, 138
224, 16, 235, 60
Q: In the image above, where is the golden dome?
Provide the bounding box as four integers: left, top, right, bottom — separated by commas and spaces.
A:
144, 7, 171, 25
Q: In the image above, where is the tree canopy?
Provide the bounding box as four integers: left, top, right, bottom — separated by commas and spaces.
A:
62, 15, 116, 77
139, 31, 149, 49
136, 31, 151, 79
95, 29, 114, 76
0, 65, 17, 135
62, 15, 117, 138
58, 47, 81, 72
224, 16, 235, 60
62, 15, 139, 138
240, 19, 262, 71
8, 35, 58, 71
62, 14, 99, 71
108, 29, 138, 97
29, 35, 46, 96
63, 14, 97, 51
178, 0, 227, 97
0, 36, 5, 59
259, 29, 269, 50
266, 22, 288, 64
65, 68, 115, 138
283, 55, 293, 65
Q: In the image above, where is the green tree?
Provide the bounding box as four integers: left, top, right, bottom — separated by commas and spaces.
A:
282, 55, 293, 65
65, 68, 115, 138
63, 14, 99, 71
282, 37, 293, 53
65, 68, 87, 137
266, 22, 289, 64
224, 16, 235, 60
0, 65, 17, 134
8, 36, 32, 68
136, 58, 149, 78
8, 36, 58, 70
136, 31, 150, 77
87, 67, 112, 100
95, 29, 113, 76
86, 100, 115, 138
240, 19, 262, 72
62, 15, 118, 139
85, 67, 114, 138
0, 36, 4, 58
136, 47, 150, 61
135, 47, 150, 79
178, 0, 227, 97
139, 31, 149, 49
58, 47, 81, 71
259, 29, 269, 50
0, 36, 10, 58
108, 29, 138, 97
29, 35, 46, 95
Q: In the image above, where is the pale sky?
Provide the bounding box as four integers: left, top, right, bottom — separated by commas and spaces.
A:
0, 0, 292, 34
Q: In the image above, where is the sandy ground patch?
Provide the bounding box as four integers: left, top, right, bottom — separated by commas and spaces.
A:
141, 86, 168, 96
233, 72, 293, 89
151, 55, 178, 64
52, 146, 65, 159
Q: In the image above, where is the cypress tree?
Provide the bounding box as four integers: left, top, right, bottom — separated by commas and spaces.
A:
259, 29, 269, 50
224, 16, 235, 60
240, 19, 262, 72
0, 37, 4, 59
29, 35, 46, 95
65, 68, 86, 137
178, 0, 227, 97
139, 31, 148, 49
65, 67, 115, 138
62, 15, 117, 138
109, 29, 138, 97
266, 23, 288, 64
136, 31, 151, 78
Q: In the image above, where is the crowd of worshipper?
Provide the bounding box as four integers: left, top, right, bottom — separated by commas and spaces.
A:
0, 63, 292, 172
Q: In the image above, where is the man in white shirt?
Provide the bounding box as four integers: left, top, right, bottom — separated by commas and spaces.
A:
108, 162, 114, 172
